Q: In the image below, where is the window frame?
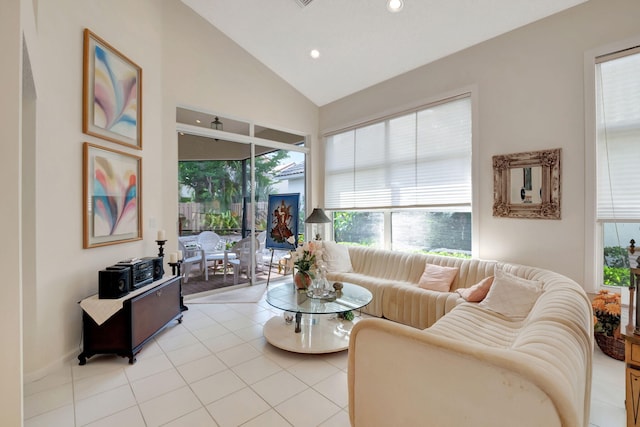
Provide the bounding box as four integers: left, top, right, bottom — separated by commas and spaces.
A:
321, 88, 479, 255
584, 37, 640, 294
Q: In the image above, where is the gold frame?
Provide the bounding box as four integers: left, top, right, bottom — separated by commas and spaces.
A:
83, 142, 143, 248
83, 28, 142, 149
492, 148, 561, 219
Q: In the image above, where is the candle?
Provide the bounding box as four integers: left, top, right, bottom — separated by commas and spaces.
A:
157, 229, 165, 241
168, 252, 178, 263
177, 250, 183, 261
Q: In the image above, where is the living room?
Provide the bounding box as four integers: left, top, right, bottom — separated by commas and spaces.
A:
3, 0, 640, 425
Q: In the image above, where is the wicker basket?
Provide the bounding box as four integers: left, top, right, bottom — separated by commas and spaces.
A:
595, 332, 625, 361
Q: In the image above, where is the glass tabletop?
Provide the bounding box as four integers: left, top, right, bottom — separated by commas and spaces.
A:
266, 281, 373, 315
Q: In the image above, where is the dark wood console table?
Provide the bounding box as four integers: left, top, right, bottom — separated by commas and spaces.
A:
78, 275, 183, 365
623, 267, 640, 426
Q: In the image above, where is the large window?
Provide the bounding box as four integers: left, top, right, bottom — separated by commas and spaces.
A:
595, 46, 640, 287
324, 95, 472, 255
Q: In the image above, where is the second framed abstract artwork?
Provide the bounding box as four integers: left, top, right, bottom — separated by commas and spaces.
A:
83, 28, 142, 149
83, 142, 142, 248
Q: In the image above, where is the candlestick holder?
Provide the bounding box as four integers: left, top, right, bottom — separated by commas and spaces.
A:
156, 240, 167, 258
168, 260, 182, 276
168, 260, 189, 312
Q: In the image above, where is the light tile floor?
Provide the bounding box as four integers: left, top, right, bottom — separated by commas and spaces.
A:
24, 286, 626, 426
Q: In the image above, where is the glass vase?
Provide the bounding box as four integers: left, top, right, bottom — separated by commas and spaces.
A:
309, 275, 330, 298
294, 270, 312, 290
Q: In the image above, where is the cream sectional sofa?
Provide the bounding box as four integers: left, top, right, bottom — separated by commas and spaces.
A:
323, 244, 593, 427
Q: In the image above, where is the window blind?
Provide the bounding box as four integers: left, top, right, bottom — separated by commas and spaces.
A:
596, 49, 640, 220
324, 96, 471, 210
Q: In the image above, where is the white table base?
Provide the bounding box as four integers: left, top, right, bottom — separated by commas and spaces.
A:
263, 314, 358, 354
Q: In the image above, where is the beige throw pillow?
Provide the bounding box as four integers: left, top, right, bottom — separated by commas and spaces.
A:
321, 241, 353, 273
418, 264, 459, 292
479, 268, 543, 319
456, 276, 494, 302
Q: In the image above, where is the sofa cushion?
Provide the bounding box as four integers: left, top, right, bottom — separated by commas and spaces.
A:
479, 269, 542, 319
418, 264, 458, 292
456, 276, 494, 302
322, 241, 353, 273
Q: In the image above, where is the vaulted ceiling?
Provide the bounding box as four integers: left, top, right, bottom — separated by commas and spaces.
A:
182, 0, 587, 106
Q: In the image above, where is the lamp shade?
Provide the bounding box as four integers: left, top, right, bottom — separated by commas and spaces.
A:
305, 208, 331, 224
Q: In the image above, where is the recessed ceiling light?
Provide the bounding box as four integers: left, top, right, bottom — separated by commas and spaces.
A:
195, 119, 201, 124
310, 49, 320, 59
387, 0, 403, 12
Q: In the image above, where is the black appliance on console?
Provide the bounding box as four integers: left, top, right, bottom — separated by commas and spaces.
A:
109, 258, 154, 290
142, 256, 164, 281
98, 266, 131, 299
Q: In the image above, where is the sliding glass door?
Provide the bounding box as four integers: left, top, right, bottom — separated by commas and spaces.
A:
176, 108, 308, 286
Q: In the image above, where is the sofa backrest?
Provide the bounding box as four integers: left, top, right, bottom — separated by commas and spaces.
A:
345, 246, 497, 290
346, 246, 424, 282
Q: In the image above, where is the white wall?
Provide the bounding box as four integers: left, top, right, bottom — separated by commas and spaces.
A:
159, 0, 319, 254
24, 0, 164, 375
319, 0, 640, 288
273, 177, 305, 197
19, 0, 318, 378
1, 0, 24, 423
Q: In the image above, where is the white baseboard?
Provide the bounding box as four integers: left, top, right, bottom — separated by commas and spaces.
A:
23, 348, 79, 384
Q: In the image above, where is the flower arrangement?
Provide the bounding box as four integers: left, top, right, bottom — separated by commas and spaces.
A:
592, 289, 621, 337
287, 237, 323, 275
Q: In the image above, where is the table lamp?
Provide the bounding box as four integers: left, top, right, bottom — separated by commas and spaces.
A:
304, 208, 331, 241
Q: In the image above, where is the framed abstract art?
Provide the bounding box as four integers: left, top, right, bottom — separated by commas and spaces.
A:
83, 29, 142, 149
266, 193, 300, 250
83, 142, 142, 248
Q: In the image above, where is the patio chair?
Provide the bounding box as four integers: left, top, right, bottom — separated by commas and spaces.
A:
197, 231, 223, 254
228, 235, 260, 283
197, 230, 237, 279
178, 236, 207, 283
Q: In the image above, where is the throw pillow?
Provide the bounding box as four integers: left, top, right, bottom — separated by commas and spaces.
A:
321, 241, 353, 273
456, 276, 494, 302
418, 264, 459, 292
479, 268, 543, 319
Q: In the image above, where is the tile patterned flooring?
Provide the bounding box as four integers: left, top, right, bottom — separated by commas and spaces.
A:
24, 286, 626, 426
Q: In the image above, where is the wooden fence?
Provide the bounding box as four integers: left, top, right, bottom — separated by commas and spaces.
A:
178, 202, 268, 235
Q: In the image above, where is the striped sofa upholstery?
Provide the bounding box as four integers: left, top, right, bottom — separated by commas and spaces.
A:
327, 246, 497, 328
325, 246, 593, 427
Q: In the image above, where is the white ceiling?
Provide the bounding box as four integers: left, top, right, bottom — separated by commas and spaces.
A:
181, 0, 587, 107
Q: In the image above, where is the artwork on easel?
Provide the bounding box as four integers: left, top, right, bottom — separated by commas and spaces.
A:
266, 193, 299, 250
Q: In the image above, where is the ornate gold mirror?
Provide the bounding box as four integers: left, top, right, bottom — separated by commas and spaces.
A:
492, 148, 561, 219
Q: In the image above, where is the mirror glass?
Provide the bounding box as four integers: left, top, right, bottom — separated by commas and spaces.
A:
509, 166, 542, 204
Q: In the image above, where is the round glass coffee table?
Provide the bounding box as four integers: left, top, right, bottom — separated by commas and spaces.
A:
264, 281, 373, 353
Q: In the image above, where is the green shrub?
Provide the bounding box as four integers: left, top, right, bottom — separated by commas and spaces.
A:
203, 210, 239, 231
603, 266, 630, 287
424, 250, 471, 259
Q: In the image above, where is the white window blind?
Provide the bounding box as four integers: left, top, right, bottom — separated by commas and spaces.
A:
596, 48, 640, 220
324, 96, 471, 210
